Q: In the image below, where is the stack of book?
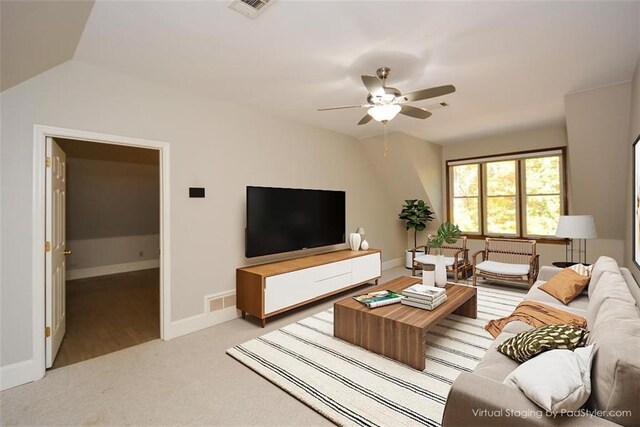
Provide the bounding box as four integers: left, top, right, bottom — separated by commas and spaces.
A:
401, 284, 447, 310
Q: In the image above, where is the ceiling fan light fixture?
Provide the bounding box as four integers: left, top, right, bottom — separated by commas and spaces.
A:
368, 104, 401, 123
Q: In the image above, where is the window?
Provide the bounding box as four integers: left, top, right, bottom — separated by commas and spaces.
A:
448, 149, 565, 239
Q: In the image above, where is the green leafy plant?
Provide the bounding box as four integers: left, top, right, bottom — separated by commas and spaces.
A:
398, 199, 435, 248
428, 222, 462, 254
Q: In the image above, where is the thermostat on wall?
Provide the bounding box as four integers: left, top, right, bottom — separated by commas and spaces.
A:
189, 187, 205, 198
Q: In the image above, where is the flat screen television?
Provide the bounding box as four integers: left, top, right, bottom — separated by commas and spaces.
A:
246, 186, 346, 258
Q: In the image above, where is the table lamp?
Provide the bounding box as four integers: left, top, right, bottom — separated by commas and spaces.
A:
555, 215, 597, 265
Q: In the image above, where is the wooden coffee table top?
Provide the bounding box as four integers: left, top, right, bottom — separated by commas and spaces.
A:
334, 276, 477, 329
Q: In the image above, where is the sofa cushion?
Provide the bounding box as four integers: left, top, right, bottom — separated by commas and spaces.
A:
588, 256, 620, 299
527, 281, 589, 311
538, 268, 590, 305
496, 324, 589, 363
586, 270, 634, 328
587, 298, 640, 426
476, 261, 530, 276
474, 332, 520, 382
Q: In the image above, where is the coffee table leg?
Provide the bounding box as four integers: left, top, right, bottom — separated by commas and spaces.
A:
454, 294, 477, 319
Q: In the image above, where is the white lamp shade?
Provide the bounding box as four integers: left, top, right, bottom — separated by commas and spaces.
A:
555, 215, 597, 239
367, 104, 401, 122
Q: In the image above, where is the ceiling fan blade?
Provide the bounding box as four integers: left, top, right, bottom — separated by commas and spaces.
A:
358, 114, 373, 125
398, 85, 456, 103
317, 104, 369, 111
400, 105, 432, 119
361, 75, 385, 97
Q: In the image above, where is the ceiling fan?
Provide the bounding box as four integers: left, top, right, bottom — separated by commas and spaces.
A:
318, 67, 455, 125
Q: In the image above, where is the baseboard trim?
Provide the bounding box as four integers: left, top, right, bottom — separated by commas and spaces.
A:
67, 259, 160, 280
0, 359, 42, 391
165, 306, 240, 340
382, 257, 403, 271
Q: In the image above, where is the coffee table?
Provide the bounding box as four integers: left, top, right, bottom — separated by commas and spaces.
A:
333, 276, 477, 370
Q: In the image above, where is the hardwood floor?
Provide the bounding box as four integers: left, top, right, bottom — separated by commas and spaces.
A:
52, 268, 160, 369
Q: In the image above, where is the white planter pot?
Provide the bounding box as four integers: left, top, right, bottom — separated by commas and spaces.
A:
435, 254, 447, 287
405, 249, 425, 269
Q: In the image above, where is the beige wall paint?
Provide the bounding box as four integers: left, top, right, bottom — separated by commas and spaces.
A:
64, 157, 160, 240
625, 56, 640, 281
0, 60, 403, 365
442, 125, 568, 162
359, 132, 443, 248
565, 82, 631, 240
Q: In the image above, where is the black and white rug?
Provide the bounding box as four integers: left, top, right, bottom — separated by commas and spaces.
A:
227, 284, 526, 426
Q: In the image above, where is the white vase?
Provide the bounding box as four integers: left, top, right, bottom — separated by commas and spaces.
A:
435, 255, 447, 287
349, 233, 361, 251
360, 239, 369, 250
422, 266, 435, 287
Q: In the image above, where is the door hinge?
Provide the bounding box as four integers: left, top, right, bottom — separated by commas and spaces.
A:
45, 157, 51, 167
45, 241, 51, 252
45, 326, 51, 338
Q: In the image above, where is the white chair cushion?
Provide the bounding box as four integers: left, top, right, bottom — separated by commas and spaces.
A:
415, 254, 455, 266
476, 260, 530, 276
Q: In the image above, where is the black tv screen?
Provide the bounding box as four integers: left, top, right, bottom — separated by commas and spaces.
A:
246, 186, 346, 258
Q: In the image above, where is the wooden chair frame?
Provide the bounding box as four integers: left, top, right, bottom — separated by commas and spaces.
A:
410, 236, 471, 283
472, 237, 540, 287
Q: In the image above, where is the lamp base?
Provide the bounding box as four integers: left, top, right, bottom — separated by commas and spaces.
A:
552, 261, 590, 268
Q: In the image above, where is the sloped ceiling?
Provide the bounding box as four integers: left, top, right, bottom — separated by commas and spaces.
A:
72, 0, 640, 144
2, 1, 639, 143
0, 0, 94, 91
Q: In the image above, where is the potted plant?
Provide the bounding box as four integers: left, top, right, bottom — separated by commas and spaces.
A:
428, 222, 462, 286
398, 199, 435, 268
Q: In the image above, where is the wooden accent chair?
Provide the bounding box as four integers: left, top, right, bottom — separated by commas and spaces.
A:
411, 236, 471, 283
472, 238, 540, 287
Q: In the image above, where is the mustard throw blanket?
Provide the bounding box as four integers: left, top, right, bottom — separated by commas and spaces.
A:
485, 300, 587, 338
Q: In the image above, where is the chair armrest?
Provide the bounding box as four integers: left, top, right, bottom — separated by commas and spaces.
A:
537, 265, 563, 282
529, 254, 540, 280
410, 245, 427, 254
443, 373, 617, 427
471, 250, 485, 266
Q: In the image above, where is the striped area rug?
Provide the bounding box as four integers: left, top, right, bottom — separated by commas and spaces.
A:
227, 283, 526, 426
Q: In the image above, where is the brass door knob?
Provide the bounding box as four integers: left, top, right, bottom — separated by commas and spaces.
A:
64, 249, 72, 256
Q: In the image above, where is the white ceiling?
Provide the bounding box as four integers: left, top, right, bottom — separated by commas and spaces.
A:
73, 0, 640, 144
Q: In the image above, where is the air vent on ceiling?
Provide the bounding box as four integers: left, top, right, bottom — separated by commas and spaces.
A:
228, 0, 275, 19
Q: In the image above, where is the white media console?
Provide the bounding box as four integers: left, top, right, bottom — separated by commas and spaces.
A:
236, 249, 382, 327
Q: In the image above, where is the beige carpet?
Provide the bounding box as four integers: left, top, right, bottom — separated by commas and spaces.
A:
0, 267, 412, 426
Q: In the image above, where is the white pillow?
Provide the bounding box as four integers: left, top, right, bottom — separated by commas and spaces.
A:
503, 345, 595, 413
569, 263, 592, 277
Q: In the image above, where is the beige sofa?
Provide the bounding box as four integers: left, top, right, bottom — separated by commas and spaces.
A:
442, 256, 640, 427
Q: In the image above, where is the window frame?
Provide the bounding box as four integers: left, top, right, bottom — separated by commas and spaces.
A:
446, 147, 568, 243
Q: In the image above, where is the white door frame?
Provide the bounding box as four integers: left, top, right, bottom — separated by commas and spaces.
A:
32, 124, 171, 377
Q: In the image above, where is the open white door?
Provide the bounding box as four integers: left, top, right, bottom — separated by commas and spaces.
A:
45, 137, 67, 368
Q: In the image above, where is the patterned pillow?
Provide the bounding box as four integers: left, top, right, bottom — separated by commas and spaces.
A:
497, 324, 590, 363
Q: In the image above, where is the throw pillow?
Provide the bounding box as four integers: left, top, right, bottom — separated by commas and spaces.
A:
504, 345, 596, 413
497, 324, 589, 362
538, 268, 590, 304
569, 263, 592, 277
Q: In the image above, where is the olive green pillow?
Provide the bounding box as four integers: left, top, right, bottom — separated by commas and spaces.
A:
497, 324, 589, 363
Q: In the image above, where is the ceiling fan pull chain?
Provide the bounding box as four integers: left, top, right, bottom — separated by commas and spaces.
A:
383, 123, 389, 158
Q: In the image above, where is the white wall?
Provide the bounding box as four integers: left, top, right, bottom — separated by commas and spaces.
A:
62, 155, 160, 277
625, 55, 640, 281
0, 60, 404, 369
360, 132, 443, 249
66, 235, 160, 280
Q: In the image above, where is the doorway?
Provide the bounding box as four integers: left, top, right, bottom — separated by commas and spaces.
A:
49, 138, 161, 368
32, 125, 171, 378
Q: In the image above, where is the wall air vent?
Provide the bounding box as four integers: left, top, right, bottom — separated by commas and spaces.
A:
228, 0, 275, 19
